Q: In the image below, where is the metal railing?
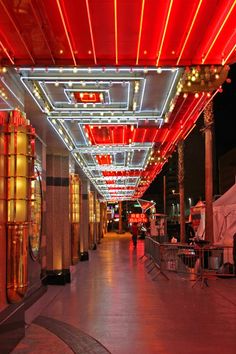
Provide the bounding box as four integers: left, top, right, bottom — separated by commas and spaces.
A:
142, 237, 235, 287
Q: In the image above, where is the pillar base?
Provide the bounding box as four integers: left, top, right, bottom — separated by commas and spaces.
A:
44, 269, 71, 285
79, 251, 89, 261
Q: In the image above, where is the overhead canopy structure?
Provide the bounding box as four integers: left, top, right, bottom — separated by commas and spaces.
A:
0, 0, 235, 201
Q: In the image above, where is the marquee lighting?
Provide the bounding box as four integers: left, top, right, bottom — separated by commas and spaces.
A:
136, 0, 146, 65
176, 0, 203, 65
15, 64, 225, 201
202, 1, 235, 64
56, 0, 77, 66
156, 0, 174, 66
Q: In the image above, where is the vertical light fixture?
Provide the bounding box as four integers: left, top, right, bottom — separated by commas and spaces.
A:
70, 174, 80, 264
0, 110, 35, 303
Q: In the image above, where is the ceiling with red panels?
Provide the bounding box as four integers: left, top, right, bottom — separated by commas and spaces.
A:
0, 0, 235, 66
0, 1, 235, 201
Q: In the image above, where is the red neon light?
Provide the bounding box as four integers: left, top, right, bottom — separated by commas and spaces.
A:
0, 0, 35, 64
114, 0, 118, 65
128, 213, 148, 223
74, 92, 102, 103
136, 0, 146, 65
202, 1, 235, 64
96, 155, 112, 165
85, 0, 97, 65
0, 39, 14, 65
56, 0, 77, 66
223, 44, 236, 64
156, 0, 173, 66
30, 1, 55, 65
176, 0, 203, 65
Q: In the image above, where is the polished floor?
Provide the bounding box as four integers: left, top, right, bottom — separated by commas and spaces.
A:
13, 232, 236, 354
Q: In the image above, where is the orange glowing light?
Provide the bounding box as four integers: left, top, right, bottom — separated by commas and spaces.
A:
114, 0, 118, 65
222, 44, 236, 65
85, 0, 97, 65
156, 0, 173, 66
176, 0, 203, 65
202, 1, 235, 64
136, 0, 146, 65
56, 0, 77, 66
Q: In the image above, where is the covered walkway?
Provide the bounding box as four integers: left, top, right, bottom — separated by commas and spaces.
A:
13, 233, 236, 354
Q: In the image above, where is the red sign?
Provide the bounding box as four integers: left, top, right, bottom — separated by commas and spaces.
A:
74, 92, 103, 103
128, 213, 148, 223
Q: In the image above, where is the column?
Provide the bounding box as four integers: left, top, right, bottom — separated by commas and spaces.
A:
204, 101, 214, 243
118, 201, 123, 233
46, 154, 71, 284
178, 140, 185, 243
79, 178, 90, 261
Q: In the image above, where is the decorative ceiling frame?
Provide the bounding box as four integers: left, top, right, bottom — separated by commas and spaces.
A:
15, 64, 228, 201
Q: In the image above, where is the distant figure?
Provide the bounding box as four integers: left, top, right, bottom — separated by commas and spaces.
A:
186, 222, 195, 243
233, 233, 236, 275
131, 223, 138, 248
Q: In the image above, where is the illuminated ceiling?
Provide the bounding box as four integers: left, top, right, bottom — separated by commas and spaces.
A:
0, 0, 235, 66
17, 65, 228, 200
0, 0, 235, 200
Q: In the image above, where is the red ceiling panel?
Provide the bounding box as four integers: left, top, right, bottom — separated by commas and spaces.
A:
0, 0, 235, 66
96, 155, 112, 165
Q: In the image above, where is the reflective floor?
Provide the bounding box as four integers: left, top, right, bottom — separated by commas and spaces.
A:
13, 233, 236, 354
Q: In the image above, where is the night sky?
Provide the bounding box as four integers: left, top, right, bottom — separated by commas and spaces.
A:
214, 63, 236, 157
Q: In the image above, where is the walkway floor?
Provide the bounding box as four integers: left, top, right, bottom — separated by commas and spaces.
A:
12, 232, 236, 354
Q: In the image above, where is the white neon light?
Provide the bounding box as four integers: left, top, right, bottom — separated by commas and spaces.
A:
1, 78, 24, 107
160, 69, 180, 116
138, 78, 146, 111
20, 77, 43, 112
18, 67, 179, 73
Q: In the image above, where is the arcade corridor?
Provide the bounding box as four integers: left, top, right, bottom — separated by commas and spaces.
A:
12, 233, 236, 354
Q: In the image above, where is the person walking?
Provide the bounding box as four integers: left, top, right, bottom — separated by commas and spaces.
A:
131, 223, 138, 248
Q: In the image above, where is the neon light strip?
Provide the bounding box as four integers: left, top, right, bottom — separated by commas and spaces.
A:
166, 96, 187, 132
56, 0, 77, 66
160, 70, 179, 116
85, 0, 97, 65
156, 0, 173, 66
21, 75, 144, 80
92, 176, 139, 181
1, 78, 24, 106
136, 0, 146, 65
20, 77, 44, 112
87, 126, 96, 144
141, 129, 147, 143
29, 1, 55, 64
183, 124, 196, 140
78, 124, 89, 146
152, 129, 159, 142
0, 96, 13, 110
54, 114, 161, 120
87, 166, 142, 171
202, 1, 235, 64
19, 67, 178, 73
0, 0, 35, 64
114, 0, 118, 65
176, 0, 203, 65
0, 40, 14, 64
138, 78, 146, 111
37, 81, 129, 111
196, 90, 219, 118
75, 144, 153, 153
223, 44, 236, 64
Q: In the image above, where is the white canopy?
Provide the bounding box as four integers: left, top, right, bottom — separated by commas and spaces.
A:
213, 183, 236, 246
